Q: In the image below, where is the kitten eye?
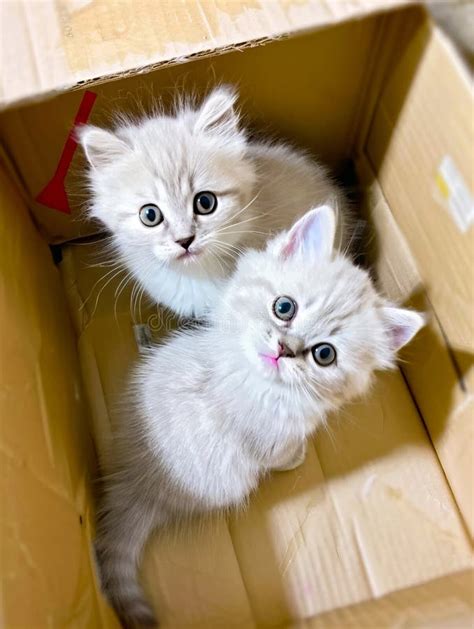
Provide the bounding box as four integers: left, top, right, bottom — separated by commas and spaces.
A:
139, 204, 163, 227
194, 191, 217, 215
312, 343, 337, 367
273, 296, 297, 321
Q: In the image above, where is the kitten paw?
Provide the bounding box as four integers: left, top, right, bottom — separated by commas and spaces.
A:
273, 442, 307, 472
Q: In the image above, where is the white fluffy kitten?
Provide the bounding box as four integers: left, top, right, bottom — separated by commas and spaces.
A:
95, 205, 424, 627
78, 87, 348, 318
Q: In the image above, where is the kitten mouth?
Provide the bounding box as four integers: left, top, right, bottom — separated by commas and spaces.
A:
259, 353, 280, 370
177, 249, 201, 261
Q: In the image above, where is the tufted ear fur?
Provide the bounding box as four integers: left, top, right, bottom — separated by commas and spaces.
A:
77, 125, 130, 169
271, 204, 336, 261
380, 306, 426, 351
194, 86, 239, 137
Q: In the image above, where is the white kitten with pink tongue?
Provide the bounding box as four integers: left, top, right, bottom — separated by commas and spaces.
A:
78, 87, 349, 318
95, 204, 424, 627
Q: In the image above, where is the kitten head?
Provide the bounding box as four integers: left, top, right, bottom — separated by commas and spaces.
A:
219, 205, 425, 409
77, 87, 256, 272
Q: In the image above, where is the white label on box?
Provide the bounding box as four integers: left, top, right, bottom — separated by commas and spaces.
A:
436, 155, 474, 233
133, 323, 153, 354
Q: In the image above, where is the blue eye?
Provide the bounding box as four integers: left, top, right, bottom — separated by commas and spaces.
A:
194, 191, 217, 215
312, 343, 336, 366
273, 296, 297, 321
139, 204, 163, 227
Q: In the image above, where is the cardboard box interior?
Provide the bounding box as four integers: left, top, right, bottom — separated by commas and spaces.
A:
1, 4, 473, 628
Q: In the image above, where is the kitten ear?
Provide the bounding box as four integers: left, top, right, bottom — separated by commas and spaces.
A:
276, 204, 336, 261
76, 124, 129, 169
194, 86, 239, 136
381, 306, 426, 351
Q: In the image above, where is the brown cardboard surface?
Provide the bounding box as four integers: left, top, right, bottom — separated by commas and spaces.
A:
0, 0, 413, 111
1, 3, 473, 627
356, 156, 422, 302
365, 24, 474, 536
359, 153, 474, 538
367, 24, 473, 353
1, 13, 386, 243
294, 569, 474, 628
60, 240, 473, 628
0, 164, 118, 628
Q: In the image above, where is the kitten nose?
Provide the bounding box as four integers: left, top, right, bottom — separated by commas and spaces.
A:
176, 235, 195, 250
278, 341, 296, 358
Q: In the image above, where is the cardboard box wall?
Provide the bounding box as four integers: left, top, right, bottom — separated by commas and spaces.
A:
1, 2, 473, 627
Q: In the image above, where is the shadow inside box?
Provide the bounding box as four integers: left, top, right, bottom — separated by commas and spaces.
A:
223, 305, 473, 625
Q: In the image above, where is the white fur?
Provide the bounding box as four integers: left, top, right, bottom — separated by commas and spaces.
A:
78, 87, 348, 318
95, 205, 424, 626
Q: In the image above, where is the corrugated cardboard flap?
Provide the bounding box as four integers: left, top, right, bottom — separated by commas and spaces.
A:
0, 0, 414, 110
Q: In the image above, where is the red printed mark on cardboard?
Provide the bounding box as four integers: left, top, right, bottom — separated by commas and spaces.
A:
36, 90, 97, 214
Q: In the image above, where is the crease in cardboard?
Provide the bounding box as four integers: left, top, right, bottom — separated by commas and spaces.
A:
424, 294, 469, 394
345, 12, 392, 155
293, 569, 474, 628
399, 368, 474, 546
35, 361, 56, 467
366, 27, 473, 349
351, 519, 377, 598
360, 129, 473, 534
0, 146, 31, 208
66, 525, 108, 629
358, 154, 470, 392
78, 338, 114, 462
70, 33, 287, 98
226, 515, 264, 627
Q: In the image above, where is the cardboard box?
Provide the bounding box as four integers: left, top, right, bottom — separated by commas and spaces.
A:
0, 1, 472, 627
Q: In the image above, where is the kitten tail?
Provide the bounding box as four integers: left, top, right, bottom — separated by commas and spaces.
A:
94, 500, 160, 627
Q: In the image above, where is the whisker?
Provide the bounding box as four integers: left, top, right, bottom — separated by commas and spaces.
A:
80, 264, 126, 309
130, 279, 141, 323
211, 242, 243, 262
87, 267, 127, 320
210, 241, 238, 260
207, 248, 227, 277
214, 213, 267, 234
212, 237, 246, 253
211, 239, 241, 255
215, 229, 269, 237
114, 272, 134, 324
217, 191, 261, 228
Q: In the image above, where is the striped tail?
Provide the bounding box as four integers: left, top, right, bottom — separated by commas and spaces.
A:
94, 503, 159, 628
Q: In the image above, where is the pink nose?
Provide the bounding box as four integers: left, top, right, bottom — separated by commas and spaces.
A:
176, 235, 195, 250
278, 342, 295, 358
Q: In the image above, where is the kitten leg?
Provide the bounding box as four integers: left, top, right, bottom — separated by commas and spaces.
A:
94, 494, 163, 628
272, 441, 307, 472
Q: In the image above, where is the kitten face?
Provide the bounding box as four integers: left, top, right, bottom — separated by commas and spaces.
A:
226, 254, 387, 404
219, 206, 424, 407
78, 87, 256, 272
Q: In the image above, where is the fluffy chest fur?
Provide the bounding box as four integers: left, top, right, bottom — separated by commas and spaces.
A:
132, 329, 321, 508
125, 253, 225, 318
